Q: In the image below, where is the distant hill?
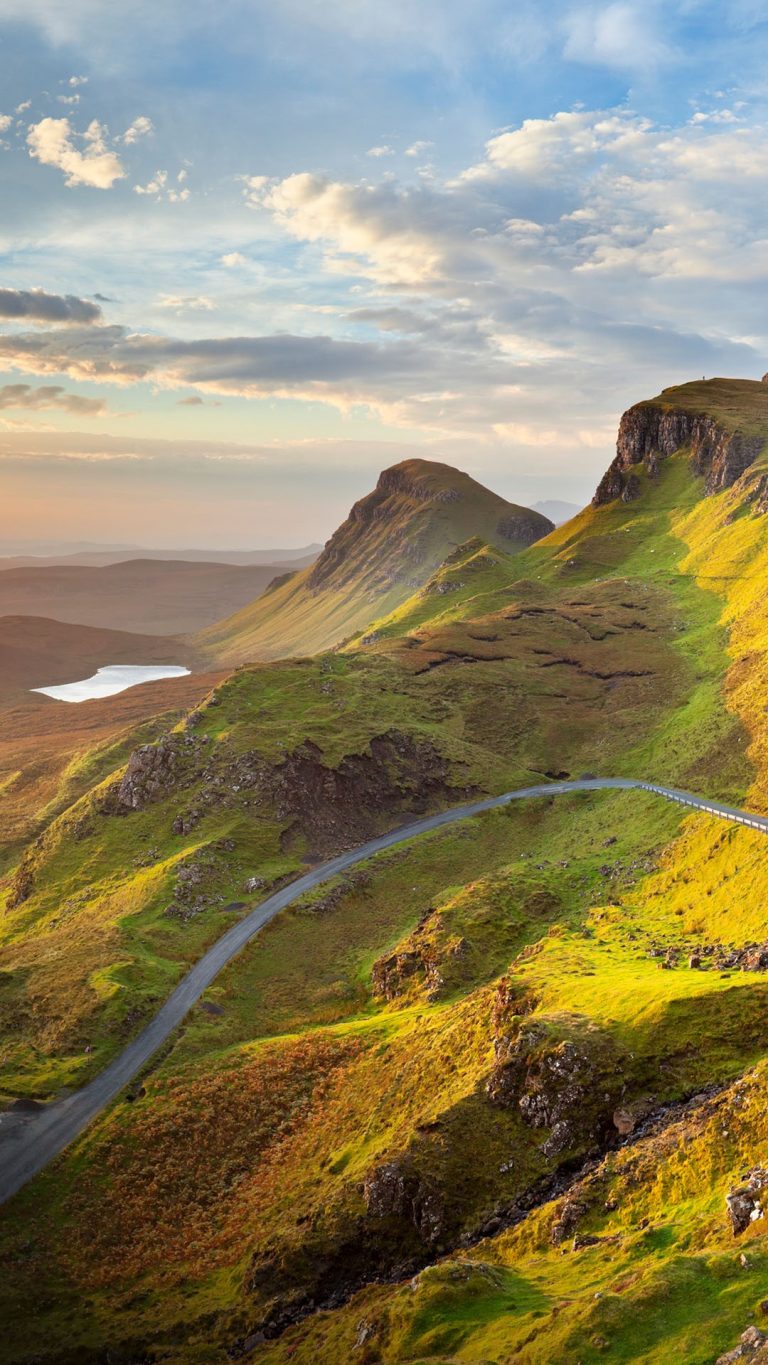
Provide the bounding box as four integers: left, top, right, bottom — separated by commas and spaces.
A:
532, 498, 582, 524
198, 457, 553, 663
0, 559, 312, 635
0, 544, 321, 570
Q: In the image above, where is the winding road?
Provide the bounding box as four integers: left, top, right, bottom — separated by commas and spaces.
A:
2, 774, 767, 1207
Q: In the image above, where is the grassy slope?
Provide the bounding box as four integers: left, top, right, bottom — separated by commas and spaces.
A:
4, 386, 768, 1361
197, 458, 551, 664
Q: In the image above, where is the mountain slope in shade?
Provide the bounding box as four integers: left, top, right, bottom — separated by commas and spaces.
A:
198, 458, 553, 663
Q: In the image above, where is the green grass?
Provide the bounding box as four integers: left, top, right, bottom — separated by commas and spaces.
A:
7, 386, 768, 1362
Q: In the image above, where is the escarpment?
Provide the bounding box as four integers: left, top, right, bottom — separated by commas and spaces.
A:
594, 399, 766, 506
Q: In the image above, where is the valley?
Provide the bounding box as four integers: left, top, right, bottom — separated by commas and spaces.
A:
3, 379, 768, 1364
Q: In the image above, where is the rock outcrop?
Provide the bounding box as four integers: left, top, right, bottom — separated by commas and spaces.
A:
726, 1167, 768, 1235
114, 735, 179, 810
593, 403, 764, 506
487, 1003, 627, 1157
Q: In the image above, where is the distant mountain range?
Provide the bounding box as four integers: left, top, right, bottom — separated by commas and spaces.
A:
0, 559, 316, 636
531, 497, 582, 523
0, 542, 322, 569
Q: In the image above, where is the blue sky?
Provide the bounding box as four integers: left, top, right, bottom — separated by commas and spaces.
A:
1, 0, 768, 546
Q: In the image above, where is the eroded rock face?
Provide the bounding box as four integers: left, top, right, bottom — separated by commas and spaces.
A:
487, 1004, 626, 1157
363, 1156, 446, 1244
497, 513, 551, 546
266, 732, 471, 855
371, 905, 470, 1002
593, 403, 764, 506
726, 1167, 768, 1235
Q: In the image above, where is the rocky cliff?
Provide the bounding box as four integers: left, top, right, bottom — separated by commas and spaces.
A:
594, 399, 765, 506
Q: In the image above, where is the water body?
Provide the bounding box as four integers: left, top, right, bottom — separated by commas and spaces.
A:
32, 664, 191, 703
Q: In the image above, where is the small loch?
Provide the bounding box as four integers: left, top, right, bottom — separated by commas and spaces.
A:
32, 664, 191, 703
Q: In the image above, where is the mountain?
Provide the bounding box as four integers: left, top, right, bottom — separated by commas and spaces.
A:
198, 457, 553, 663
532, 497, 582, 523
6, 382, 768, 1363
0, 543, 321, 568
0, 559, 310, 635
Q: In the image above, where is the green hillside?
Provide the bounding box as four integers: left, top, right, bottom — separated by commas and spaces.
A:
5, 382, 768, 1363
197, 458, 553, 664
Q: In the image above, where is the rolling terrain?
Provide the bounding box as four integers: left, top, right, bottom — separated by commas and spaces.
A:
0, 558, 310, 635
4, 380, 768, 1363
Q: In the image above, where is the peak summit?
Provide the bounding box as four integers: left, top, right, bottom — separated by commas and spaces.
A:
201, 457, 552, 663
308, 458, 551, 593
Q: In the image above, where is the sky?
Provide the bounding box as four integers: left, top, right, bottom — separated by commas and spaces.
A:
2, 0, 768, 548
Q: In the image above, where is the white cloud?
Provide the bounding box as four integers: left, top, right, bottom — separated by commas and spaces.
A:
250, 172, 446, 284
158, 295, 215, 311
405, 140, 433, 157
27, 116, 125, 189
240, 173, 269, 203
134, 168, 189, 201
220, 251, 248, 267
367, 144, 395, 157
68, 75, 89, 86
0, 114, 12, 133
15, 101, 31, 114
121, 115, 154, 145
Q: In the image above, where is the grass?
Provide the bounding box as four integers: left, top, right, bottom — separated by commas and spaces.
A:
6, 382, 768, 1361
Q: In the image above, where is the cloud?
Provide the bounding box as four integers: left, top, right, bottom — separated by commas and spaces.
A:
0, 288, 102, 325
0, 383, 107, 415
405, 140, 433, 157
0, 323, 448, 415
158, 295, 215, 311
220, 251, 248, 268
134, 169, 190, 201
27, 117, 126, 189
68, 75, 89, 87
121, 115, 154, 145
367, 144, 395, 157
0, 114, 13, 133
248, 172, 448, 283
562, 3, 672, 71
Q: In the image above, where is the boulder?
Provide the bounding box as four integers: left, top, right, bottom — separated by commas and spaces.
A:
726, 1168, 768, 1235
